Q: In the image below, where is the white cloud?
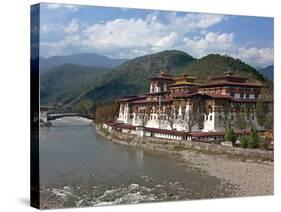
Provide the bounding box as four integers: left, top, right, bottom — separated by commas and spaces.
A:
64, 19, 79, 34
233, 47, 274, 66
182, 32, 273, 66
41, 35, 81, 56
41, 23, 62, 34
77, 13, 226, 58
154, 32, 178, 49
40, 12, 273, 66
45, 3, 79, 12
41, 19, 79, 34
182, 31, 235, 57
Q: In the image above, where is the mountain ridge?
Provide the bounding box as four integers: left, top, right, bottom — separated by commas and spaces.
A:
40, 52, 128, 71
85, 50, 196, 101
40, 63, 111, 105
257, 65, 273, 80
40, 50, 270, 107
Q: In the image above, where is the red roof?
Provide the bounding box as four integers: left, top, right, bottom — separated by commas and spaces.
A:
172, 92, 232, 99
210, 76, 247, 82
205, 93, 233, 99
145, 127, 189, 136
118, 96, 146, 102
169, 83, 199, 88
104, 120, 120, 127
116, 124, 136, 130
190, 129, 251, 137
172, 92, 201, 98
200, 81, 263, 88
130, 98, 172, 104
190, 131, 225, 137
144, 91, 170, 96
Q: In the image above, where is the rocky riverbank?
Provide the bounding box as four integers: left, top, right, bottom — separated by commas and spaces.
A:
96, 125, 274, 197
180, 151, 273, 197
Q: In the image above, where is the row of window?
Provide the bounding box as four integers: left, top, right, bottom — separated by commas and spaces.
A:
204, 114, 255, 121
130, 113, 256, 122
230, 93, 259, 99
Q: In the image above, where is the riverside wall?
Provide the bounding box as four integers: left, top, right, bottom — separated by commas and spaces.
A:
96, 126, 273, 162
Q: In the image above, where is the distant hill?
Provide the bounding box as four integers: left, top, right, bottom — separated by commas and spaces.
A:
178, 54, 266, 82
40, 53, 128, 71
40, 50, 269, 107
40, 64, 110, 105
257, 65, 273, 80
85, 50, 195, 101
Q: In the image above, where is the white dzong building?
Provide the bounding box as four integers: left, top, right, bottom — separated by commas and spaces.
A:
115, 71, 269, 139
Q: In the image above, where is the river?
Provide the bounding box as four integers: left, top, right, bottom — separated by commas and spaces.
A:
39, 117, 232, 208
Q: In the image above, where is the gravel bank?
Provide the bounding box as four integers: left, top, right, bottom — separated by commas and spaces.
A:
180, 151, 274, 197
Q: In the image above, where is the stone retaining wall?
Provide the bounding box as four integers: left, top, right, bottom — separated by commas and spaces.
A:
96, 126, 273, 162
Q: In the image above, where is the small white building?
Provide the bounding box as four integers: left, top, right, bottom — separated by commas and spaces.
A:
40, 107, 48, 123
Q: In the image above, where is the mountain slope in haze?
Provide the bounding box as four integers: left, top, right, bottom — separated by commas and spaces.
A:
40, 64, 110, 105
40, 53, 128, 71
178, 54, 266, 82
85, 50, 195, 102
257, 65, 273, 80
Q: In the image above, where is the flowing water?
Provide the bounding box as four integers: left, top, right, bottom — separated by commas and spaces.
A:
39, 117, 232, 208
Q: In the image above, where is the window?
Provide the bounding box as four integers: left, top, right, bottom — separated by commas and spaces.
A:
210, 115, 212, 121
231, 115, 234, 121
206, 115, 208, 120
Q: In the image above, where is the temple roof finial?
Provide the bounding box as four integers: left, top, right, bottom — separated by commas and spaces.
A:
224, 71, 234, 77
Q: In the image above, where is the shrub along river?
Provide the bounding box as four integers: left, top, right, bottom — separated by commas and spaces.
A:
39, 117, 234, 208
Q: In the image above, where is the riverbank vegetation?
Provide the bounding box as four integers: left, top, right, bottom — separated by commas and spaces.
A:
72, 99, 119, 123
95, 102, 119, 124
225, 127, 273, 150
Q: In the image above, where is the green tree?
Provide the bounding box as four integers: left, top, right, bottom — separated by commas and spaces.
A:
240, 136, 249, 148
221, 102, 232, 131
235, 112, 247, 129
259, 137, 271, 150
256, 100, 266, 128
245, 104, 254, 128
248, 129, 260, 149
264, 115, 273, 131
225, 128, 237, 145
95, 102, 119, 124
74, 99, 93, 116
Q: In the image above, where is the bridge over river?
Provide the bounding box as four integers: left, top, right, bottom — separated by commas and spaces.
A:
40, 107, 92, 122
47, 111, 83, 121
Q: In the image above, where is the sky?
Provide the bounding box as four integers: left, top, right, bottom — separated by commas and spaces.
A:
38, 3, 274, 67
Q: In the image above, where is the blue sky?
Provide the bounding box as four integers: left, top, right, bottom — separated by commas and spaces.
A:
38, 3, 273, 67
